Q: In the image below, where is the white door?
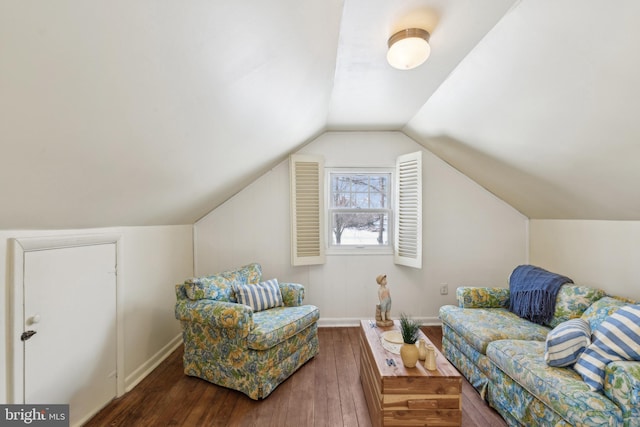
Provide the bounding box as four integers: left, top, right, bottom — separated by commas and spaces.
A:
23, 243, 117, 426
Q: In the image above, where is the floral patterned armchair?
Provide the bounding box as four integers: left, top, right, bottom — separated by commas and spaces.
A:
175, 263, 320, 399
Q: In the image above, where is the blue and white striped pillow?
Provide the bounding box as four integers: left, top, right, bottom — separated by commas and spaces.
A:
574, 304, 640, 391
544, 319, 591, 367
234, 279, 283, 312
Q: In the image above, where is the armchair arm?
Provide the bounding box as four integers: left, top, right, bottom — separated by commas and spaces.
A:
175, 299, 254, 334
456, 287, 510, 309
279, 282, 305, 307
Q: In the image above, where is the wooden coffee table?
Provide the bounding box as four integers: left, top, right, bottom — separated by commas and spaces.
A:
359, 320, 462, 427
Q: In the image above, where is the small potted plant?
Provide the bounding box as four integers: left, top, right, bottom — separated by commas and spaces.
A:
399, 313, 421, 367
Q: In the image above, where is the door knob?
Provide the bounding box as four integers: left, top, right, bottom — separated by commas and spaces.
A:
21, 330, 37, 341
27, 314, 41, 325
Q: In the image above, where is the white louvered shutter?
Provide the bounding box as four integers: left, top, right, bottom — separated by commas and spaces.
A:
290, 154, 325, 266
394, 151, 422, 268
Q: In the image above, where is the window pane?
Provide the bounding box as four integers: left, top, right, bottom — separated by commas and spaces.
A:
354, 193, 369, 208
331, 212, 388, 245
333, 192, 350, 208
331, 176, 349, 207
330, 172, 390, 209
353, 176, 369, 192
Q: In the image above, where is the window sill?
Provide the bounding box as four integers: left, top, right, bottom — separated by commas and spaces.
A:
326, 247, 393, 256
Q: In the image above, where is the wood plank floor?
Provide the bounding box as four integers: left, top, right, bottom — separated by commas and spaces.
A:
86, 326, 506, 427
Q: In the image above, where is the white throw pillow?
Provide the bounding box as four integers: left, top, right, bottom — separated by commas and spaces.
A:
544, 319, 591, 367
574, 304, 640, 391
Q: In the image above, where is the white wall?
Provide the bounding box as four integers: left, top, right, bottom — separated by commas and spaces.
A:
530, 220, 640, 301
195, 132, 529, 325
1, 225, 193, 403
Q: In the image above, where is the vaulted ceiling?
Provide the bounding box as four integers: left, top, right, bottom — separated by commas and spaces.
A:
2, 0, 639, 229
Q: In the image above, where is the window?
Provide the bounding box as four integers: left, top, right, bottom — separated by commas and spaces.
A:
327, 170, 392, 252
290, 151, 422, 267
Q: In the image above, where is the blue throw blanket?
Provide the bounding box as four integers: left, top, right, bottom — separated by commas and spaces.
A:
509, 265, 573, 325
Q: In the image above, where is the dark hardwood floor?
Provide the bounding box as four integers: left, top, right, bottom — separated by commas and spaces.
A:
85, 326, 506, 427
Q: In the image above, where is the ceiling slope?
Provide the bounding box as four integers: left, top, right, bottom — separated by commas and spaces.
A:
405, 0, 640, 220
2, 0, 639, 229
0, 0, 342, 228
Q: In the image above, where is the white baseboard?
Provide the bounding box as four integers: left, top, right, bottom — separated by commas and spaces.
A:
317, 317, 441, 328
124, 333, 183, 393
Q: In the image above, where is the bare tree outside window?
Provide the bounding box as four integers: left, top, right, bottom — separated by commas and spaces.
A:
329, 172, 391, 247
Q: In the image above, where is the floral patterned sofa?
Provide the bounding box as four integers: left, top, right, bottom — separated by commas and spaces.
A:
440, 284, 640, 426
175, 263, 320, 400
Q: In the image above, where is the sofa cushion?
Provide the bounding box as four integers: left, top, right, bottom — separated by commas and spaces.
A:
544, 318, 591, 367
581, 296, 632, 335
487, 340, 623, 426
439, 305, 549, 355
248, 305, 320, 351
575, 305, 640, 391
547, 285, 606, 328
184, 276, 230, 301
235, 279, 283, 312
184, 263, 262, 302
218, 262, 262, 285
487, 360, 575, 426
603, 361, 640, 418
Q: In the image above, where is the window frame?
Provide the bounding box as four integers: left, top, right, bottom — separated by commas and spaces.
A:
325, 167, 394, 255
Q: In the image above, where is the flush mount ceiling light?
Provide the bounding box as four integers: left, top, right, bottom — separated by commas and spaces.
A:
387, 28, 431, 70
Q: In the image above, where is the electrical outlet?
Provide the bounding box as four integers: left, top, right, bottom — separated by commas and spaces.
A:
440, 283, 448, 295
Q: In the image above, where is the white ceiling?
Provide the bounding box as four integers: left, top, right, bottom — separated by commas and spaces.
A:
405, 0, 640, 220
1, 0, 639, 229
